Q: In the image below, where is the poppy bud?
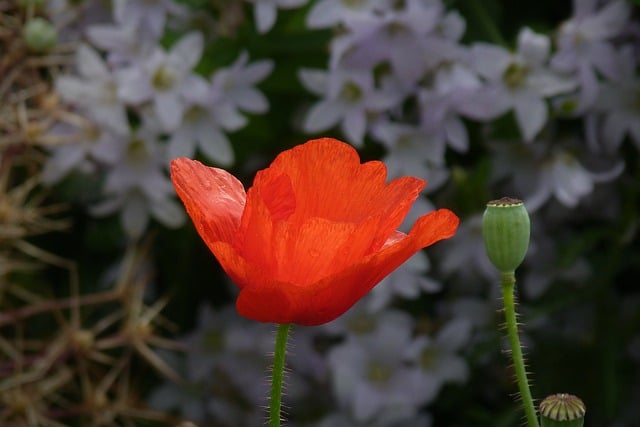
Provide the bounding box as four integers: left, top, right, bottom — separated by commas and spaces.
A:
482, 197, 530, 274
23, 18, 57, 53
539, 393, 586, 427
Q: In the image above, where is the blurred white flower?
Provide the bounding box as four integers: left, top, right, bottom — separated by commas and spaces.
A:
306, 0, 388, 29
372, 121, 450, 190
181, 305, 239, 381
55, 44, 129, 135
491, 141, 624, 212
90, 125, 184, 237
247, 0, 309, 33
439, 214, 497, 284
209, 51, 274, 114
116, 32, 206, 131
591, 46, 640, 152
468, 27, 576, 141
45, 0, 109, 41
525, 148, 624, 212
87, 21, 157, 66
369, 251, 440, 311
520, 228, 591, 299
551, 0, 630, 110
404, 318, 472, 396
41, 124, 123, 184
328, 321, 432, 423
419, 62, 482, 153
322, 299, 414, 340
299, 67, 403, 145
330, 0, 443, 85
113, 0, 187, 39
166, 97, 246, 165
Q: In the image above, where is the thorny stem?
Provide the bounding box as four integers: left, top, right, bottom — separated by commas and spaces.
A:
270, 323, 291, 427
0, 290, 121, 327
501, 271, 540, 427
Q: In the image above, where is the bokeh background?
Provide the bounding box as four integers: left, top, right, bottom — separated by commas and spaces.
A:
2, 0, 640, 426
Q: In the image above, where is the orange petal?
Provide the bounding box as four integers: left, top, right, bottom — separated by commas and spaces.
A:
236, 208, 459, 325
251, 138, 425, 249
265, 138, 392, 222
170, 158, 246, 247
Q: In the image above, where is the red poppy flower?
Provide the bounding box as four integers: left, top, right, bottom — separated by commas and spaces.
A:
170, 138, 459, 326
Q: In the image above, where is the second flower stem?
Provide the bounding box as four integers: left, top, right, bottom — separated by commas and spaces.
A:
501, 272, 540, 427
270, 323, 291, 427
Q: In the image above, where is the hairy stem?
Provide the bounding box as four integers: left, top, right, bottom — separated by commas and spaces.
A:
501, 271, 540, 427
270, 323, 291, 427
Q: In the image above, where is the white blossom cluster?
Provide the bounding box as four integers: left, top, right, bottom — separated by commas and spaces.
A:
43, 0, 273, 238
298, 0, 637, 301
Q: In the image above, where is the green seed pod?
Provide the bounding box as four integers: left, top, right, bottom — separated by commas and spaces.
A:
539, 393, 586, 427
482, 197, 530, 274
23, 17, 57, 53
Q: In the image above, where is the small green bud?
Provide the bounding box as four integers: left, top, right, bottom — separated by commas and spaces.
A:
482, 197, 530, 274
23, 17, 57, 53
539, 393, 586, 427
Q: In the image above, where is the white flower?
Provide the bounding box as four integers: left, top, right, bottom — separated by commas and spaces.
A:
372, 121, 450, 190
90, 126, 185, 237
55, 44, 129, 135
306, 0, 388, 29
247, 0, 309, 33
181, 305, 239, 381
368, 197, 441, 311
591, 47, 640, 151
167, 99, 246, 165
209, 51, 274, 114
491, 141, 624, 212
468, 27, 576, 141
551, 0, 630, 110
41, 124, 123, 184
116, 32, 206, 131
322, 299, 414, 340
330, 0, 443, 85
439, 214, 497, 283
299, 68, 402, 145
328, 320, 432, 422
87, 21, 157, 66
404, 318, 472, 397
520, 229, 591, 299
419, 62, 483, 153
368, 251, 440, 311
526, 149, 623, 211
113, 0, 187, 39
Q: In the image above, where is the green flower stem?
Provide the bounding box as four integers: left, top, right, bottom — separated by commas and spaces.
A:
466, 0, 507, 46
270, 323, 291, 427
501, 271, 540, 427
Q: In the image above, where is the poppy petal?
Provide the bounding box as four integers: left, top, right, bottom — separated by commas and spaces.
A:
236, 208, 459, 325
250, 138, 426, 249
266, 138, 391, 222
170, 158, 246, 246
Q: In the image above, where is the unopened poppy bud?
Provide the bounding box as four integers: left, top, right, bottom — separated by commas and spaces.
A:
482, 197, 530, 274
23, 17, 57, 53
539, 393, 586, 427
